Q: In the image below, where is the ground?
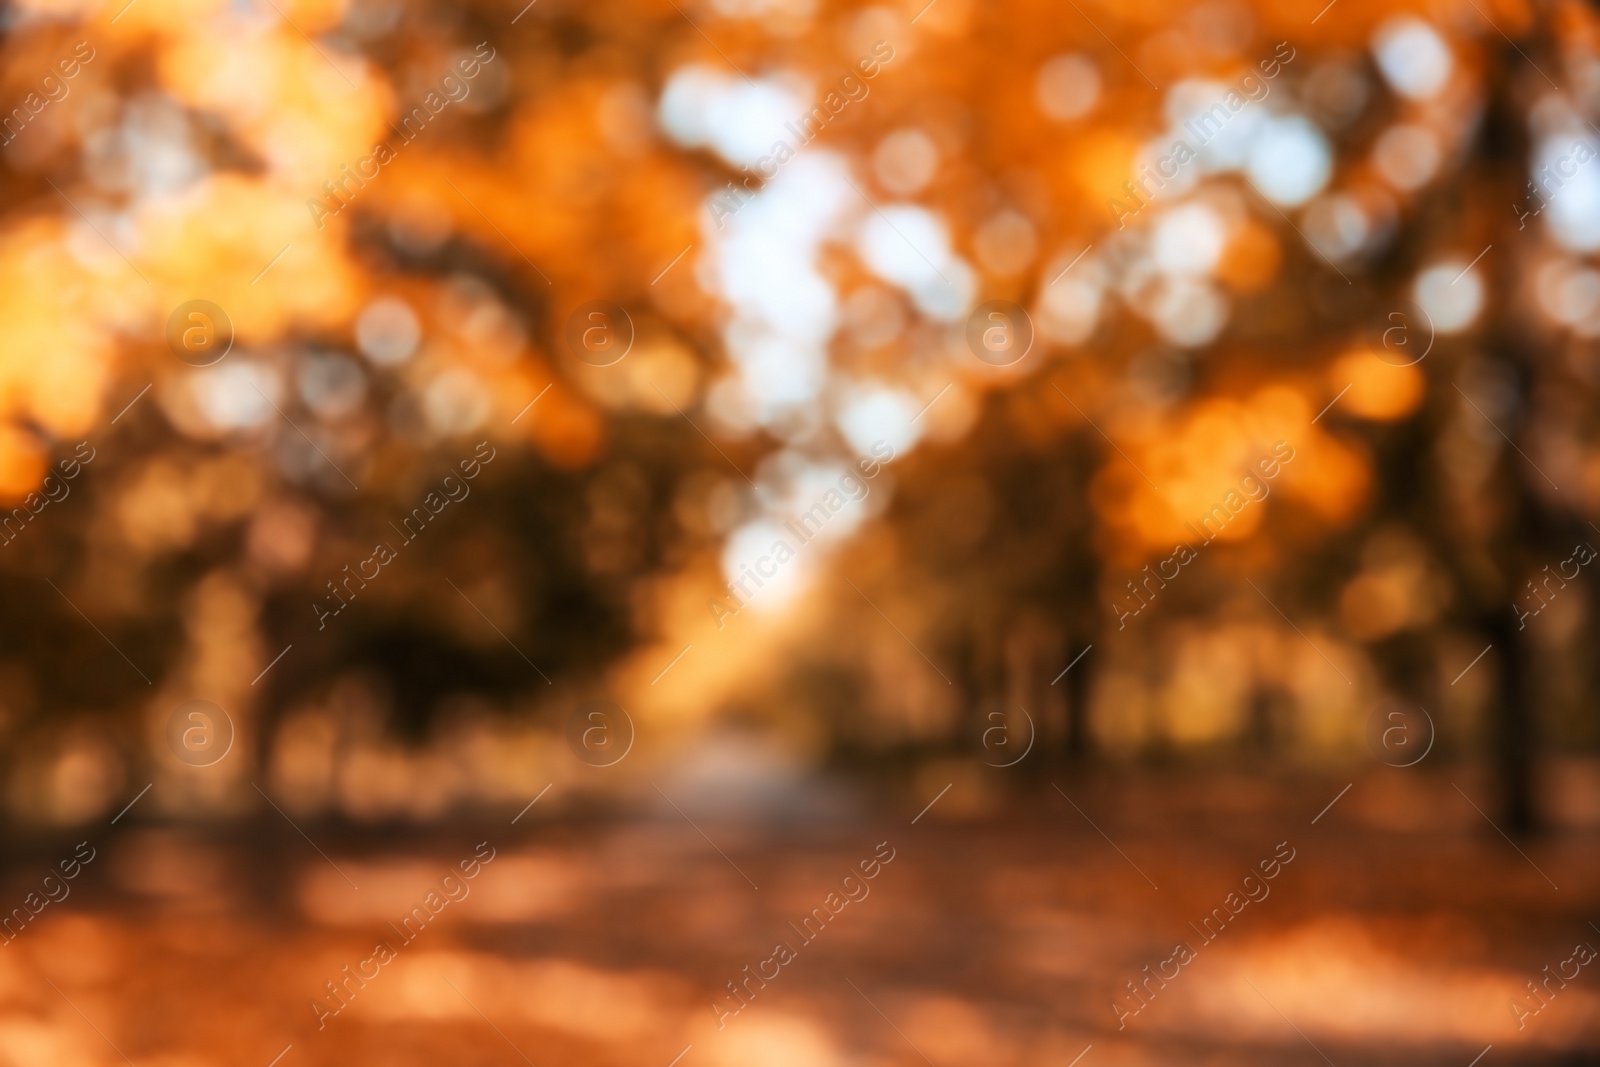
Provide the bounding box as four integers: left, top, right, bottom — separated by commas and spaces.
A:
1, 762, 1598, 1067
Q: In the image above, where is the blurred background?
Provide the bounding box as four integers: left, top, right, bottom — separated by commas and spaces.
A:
0, 0, 1598, 1062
